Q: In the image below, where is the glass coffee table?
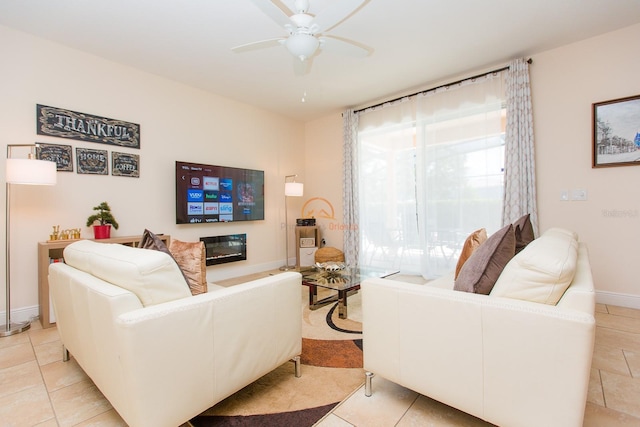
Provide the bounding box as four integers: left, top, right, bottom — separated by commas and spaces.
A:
301, 266, 399, 319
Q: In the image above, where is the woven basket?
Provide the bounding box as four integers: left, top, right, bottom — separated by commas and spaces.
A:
314, 247, 345, 263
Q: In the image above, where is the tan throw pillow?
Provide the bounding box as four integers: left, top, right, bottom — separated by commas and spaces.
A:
169, 239, 208, 295
454, 224, 515, 295
513, 214, 535, 254
454, 228, 488, 279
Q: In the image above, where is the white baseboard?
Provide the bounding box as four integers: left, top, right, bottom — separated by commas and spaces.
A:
595, 291, 640, 310
0, 305, 40, 325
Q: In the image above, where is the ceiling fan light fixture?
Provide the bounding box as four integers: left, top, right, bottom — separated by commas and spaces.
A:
285, 33, 319, 61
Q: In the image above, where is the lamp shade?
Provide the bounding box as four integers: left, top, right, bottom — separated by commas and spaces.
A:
6, 158, 57, 185
285, 182, 304, 197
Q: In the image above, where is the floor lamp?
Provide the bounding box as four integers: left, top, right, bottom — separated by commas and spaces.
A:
2, 144, 57, 337
280, 174, 303, 271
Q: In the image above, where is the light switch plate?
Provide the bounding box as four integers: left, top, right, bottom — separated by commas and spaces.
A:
571, 189, 588, 201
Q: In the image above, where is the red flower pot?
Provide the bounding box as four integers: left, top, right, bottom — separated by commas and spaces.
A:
93, 224, 111, 239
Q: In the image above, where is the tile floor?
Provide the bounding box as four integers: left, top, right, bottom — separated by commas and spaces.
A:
0, 303, 638, 426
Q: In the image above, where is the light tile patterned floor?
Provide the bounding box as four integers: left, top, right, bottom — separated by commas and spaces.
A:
0, 303, 639, 426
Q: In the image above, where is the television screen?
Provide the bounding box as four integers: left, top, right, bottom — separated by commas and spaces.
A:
175, 161, 264, 224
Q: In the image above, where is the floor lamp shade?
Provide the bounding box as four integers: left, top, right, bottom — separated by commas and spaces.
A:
6, 158, 57, 185
285, 182, 304, 197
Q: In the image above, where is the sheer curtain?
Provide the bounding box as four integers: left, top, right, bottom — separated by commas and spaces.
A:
416, 73, 506, 278
357, 98, 417, 272
356, 72, 507, 277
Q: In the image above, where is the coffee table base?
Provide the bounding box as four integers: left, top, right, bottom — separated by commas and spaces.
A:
307, 284, 360, 319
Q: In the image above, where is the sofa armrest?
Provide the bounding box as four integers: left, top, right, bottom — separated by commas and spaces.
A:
362, 278, 595, 427
113, 272, 302, 427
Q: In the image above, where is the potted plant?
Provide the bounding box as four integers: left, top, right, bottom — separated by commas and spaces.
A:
86, 202, 119, 239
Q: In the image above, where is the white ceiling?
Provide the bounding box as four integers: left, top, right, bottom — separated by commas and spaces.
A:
1, 0, 640, 122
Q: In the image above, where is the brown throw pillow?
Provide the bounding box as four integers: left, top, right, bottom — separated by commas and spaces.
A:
454, 228, 488, 279
513, 214, 535, 254
169, 239, 207, 295
139, 229, 172, 257
454, 224, 516, 295
139, 229, 191, 288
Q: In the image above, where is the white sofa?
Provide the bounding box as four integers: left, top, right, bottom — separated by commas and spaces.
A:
362, 228, 596, 427
49, 240, 302, 427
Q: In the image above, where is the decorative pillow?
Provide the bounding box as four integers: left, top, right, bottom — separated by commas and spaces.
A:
490, 228, 578, 305
169, 239, 208, 295
63, 240, 191, 306
454, 228, 487, 279
454, 224, 515, 295
513, 214, 535, 254
139, 229, 173, 257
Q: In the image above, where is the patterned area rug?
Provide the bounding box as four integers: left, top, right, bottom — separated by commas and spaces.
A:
189, 284, 364, 426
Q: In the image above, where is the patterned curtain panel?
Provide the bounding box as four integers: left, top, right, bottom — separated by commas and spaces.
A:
342, 109, 360, 266
502, 58, 539, 235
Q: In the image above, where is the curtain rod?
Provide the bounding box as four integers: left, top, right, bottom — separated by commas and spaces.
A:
353, 58, 532, 114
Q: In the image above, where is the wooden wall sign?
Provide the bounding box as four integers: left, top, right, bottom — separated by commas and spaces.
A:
76, 148, 108, 175
112, 152, 140, 177
36, 143, 73, 172
37, 104, 140, 149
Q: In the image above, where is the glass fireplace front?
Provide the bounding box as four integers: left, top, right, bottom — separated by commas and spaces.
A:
200, 234, 247, 266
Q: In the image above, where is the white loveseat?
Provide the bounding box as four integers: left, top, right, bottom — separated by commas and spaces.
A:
49, 240, 302, 427
362, 228, 596, 427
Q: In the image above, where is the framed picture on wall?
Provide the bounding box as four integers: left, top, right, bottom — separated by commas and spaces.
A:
592, 94, 640, 168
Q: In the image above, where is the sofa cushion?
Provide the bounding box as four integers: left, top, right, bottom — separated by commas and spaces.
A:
454, 228, 487, 279
169, 239, 208, 295
454, 224, 515, 295
490, 228, 578, 305
63, 240, 191, 306
513, 214, 535, 254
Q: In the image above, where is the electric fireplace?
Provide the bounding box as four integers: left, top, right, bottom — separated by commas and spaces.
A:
200, 234, 247, 265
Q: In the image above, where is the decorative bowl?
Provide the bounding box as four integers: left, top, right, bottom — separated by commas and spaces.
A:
315, 261, 346, 272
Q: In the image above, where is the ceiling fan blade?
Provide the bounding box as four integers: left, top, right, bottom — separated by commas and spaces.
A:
313, 0, 368, 33
247, 0, 293, 28
231, 38, 285, 53
319, 35, 372, 57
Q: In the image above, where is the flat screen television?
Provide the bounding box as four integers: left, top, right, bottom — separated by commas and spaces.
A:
175, 161, 264, 224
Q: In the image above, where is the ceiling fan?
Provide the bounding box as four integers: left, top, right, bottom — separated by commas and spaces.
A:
232, 0, 372, 71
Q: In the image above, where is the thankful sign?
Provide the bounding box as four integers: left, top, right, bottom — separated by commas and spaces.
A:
37, 104, 140, 149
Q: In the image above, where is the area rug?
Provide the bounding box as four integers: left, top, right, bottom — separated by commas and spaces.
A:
189, 284, 365, 427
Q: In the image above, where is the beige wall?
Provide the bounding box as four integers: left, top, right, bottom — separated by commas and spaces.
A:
0, 25, 305, 321
533, 23, 640, 307
304, 23, 640, 308
303, 114, 345, 249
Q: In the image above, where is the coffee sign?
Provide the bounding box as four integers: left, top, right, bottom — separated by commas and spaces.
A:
37, 104, 140, 149
112, 152, 140, 178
